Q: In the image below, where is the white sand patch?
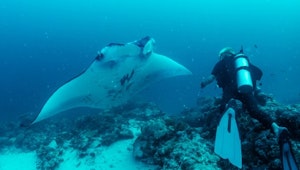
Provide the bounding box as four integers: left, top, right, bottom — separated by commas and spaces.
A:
0, 122, 156, 170
94, 138, 153, 170
0, 148, 36, 170
59, 139, 155, 170
59, 125, 156, 170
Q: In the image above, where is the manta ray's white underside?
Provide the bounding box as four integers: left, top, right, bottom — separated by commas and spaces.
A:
32, 36, 192, 124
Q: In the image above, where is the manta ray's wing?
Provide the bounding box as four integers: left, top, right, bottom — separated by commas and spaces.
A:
32, 36, 192, 124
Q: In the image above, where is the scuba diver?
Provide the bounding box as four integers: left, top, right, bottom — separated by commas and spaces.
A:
201, 47, 299, 169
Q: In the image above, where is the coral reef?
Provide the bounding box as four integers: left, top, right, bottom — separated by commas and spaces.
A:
132, 94, 300, 169
36, 141, 64, 170
0, 95, 299, 169
0, 102, 164, 169
133, 118, 220, 169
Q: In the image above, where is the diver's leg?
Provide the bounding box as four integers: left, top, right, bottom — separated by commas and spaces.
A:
220, 91, 233, 113
272, 123, 299, 170
243, 94, 273, 128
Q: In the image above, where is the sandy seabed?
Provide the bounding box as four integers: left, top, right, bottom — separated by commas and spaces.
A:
0, 127, 156, 170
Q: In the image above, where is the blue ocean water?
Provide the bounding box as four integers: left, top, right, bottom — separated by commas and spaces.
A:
0, 0, 299, 122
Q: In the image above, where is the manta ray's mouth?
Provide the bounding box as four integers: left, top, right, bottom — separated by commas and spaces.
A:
32, 36, 192, 124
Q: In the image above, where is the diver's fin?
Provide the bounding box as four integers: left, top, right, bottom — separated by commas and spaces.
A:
214, 99, 242, 169
279, 129, 299, 170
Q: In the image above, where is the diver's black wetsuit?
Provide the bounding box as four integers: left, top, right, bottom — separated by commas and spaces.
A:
211, 55, 273, 128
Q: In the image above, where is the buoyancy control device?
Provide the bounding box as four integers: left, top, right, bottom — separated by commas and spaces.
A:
234, 47, 253, 93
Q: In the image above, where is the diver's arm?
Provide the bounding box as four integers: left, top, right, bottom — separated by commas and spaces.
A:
200, 75, 215, 88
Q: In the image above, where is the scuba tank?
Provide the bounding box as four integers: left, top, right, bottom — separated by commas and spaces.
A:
234, 47, 253, 93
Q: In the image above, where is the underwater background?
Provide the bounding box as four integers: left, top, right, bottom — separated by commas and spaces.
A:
0, 0, 299, 122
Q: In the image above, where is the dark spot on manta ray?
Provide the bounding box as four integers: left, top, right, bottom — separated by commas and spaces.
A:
120, 69, 135, 86
103, 60, 117, 68
111, 89, 123, 100
129, 69, 134, 80
81, 94, 93, 104
120, 75, 127, 86
107, 89, 117, 97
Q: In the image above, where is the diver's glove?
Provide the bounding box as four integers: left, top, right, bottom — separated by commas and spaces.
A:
272, 123, 299, 170
254, 87, 267, 106
272, 122, 289, 139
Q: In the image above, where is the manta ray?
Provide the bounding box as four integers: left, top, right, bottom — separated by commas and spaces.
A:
32, 36, 192, 124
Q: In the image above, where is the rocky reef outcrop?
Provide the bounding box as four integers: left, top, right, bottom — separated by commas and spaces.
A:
133, 118, 220, 169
